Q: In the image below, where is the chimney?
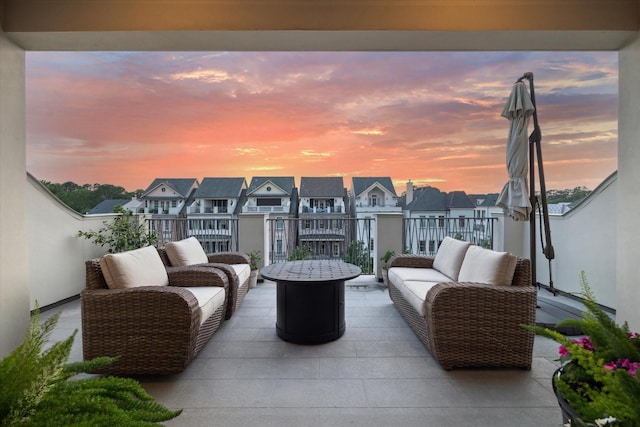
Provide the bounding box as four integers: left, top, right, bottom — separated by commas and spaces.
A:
406, 180, 414, 204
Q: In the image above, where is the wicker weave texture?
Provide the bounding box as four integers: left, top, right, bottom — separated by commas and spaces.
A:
82, 258, 228, 375
387, 256, 536, 370
158, 248, 250, 319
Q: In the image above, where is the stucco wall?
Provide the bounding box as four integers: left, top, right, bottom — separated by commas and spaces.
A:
0, 29, 29, 356
27, 174, 108, 309
535, 174, 617, 308
617, 33, 640, 330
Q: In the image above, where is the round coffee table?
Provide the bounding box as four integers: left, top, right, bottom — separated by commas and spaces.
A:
260, 260, 361, 344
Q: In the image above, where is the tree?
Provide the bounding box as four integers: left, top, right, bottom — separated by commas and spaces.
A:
41, 180, 136, 214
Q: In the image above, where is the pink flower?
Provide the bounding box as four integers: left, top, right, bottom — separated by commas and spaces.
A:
572, 337, 595, 351
628, 362, 639, 377
628, 332, 640, 339
604, 361, 617, 371
559, 345, 570, 358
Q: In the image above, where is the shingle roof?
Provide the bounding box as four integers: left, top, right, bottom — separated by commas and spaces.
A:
351, 177, 397, 198
299, 177, 345, 197
247, 177, 295, 195
142, 178, 198, 198
87, 199, 130, 214
447, 191, 475, 209
406, 187, 447, 211
193, 177, 247, 198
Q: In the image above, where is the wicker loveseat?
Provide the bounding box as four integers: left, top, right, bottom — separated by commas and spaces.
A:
157, 237, 251, 319
82, 245, 229, 375
386, 237, 536, 370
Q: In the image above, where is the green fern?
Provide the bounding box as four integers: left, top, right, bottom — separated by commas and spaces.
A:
0, 307, 181, 426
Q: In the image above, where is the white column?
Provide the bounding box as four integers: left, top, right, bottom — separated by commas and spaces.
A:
0, 29, 30, 357
617, 33, 640, 331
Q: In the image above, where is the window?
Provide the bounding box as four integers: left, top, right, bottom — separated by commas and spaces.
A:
331, 219, 342, 229
172, 200, 177, 208
318, 220, 326, 229
429, 240, 436, 253
304, 220, 312, 229
438, 216, 445, 228
459, 216, 466, 227
370, 194, 377, 207
257, 198, 280, 206
419, 215, 426, 228
276, 239, 283, 256
219, 219, 228, 230
428, 215, 436, 226
276, 217, 284, 229
419, 240, 426, 253
332, 243, 340, 257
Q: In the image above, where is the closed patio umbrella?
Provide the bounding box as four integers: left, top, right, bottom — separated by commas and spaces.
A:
496, 80, 535, 221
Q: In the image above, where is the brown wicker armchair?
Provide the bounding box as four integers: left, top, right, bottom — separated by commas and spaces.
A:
386, 253, 536, 370
158, 247, 251, 319
82, 258, 229, 375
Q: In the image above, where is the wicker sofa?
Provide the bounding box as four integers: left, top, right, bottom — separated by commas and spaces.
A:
157, 237, 251, 319
81, 245, 229, 375
386, 237, 536, 370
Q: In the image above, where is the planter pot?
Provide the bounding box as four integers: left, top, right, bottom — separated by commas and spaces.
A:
553, 365, 593, 427
381, 269, 389, 287
249, 269, 259, 289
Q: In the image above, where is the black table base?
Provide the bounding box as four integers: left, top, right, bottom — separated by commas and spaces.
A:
276, 279, 345, 344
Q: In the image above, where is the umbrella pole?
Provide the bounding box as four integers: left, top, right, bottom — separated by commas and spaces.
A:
518, 72, 556, 294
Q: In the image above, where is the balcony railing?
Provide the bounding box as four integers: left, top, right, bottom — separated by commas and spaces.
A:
403, 217, 496, 255
146, 216, 496, 274
147, 218, 239, 253
266, 217, 376, 273
300, 206, 343, 214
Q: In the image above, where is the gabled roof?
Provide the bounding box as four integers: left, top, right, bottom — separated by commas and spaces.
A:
87, 199, 130, 215
479, 193, 499, 207
142, 178, 198, 198
406, 186, 447, 211
299, 177, 345, 197
447, 191, 475, 209
193, 177, 247, 198
352, 177, 397, 198
247, 176, 295, 196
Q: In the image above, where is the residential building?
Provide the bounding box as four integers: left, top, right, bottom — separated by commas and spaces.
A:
86, 199, 132, 215
298, 177, 349, 259
403, 183, 482, 254
187, 177, 248, 253
242, 176, 298, 262
140, 178, 199, 216
350, 177, 401, 272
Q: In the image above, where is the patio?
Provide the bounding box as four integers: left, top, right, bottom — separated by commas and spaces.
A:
44, 275, 570, 427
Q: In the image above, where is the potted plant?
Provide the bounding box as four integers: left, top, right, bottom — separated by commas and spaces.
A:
0, 307, 181, 426
524, 272, 640, 426
77, 205, 157, 253
247, 250, 262, 289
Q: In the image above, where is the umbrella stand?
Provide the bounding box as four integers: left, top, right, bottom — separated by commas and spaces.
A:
516, 72, 556, 294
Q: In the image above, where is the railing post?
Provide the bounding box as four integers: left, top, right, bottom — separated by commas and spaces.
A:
238, 214, 267, 267
376, 213, 404, 281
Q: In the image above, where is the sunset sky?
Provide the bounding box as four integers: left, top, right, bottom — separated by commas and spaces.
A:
25, 51, 618, 195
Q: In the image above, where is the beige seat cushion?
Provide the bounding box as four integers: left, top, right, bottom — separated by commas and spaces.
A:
99, 245, 169, 289
388, 267, 452, 285
184, 286, 226, 325
432, 237, 472, 280
397, 280, 440, 316
164, 237, 209, 266
458, 245, 518, 286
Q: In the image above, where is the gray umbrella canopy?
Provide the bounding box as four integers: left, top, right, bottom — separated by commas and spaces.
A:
496, 81, 535, 221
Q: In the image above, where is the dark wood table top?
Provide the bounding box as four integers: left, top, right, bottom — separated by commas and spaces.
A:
260, 260, 361, 283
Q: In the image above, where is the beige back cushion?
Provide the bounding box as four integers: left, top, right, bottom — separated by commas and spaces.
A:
458, 245, 518, 286
432, 237, 472, 280
164, 237, 209, 266
99, 245, 169, 289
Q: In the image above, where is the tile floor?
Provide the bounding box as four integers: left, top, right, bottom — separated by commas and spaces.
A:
44, 276, 567, 427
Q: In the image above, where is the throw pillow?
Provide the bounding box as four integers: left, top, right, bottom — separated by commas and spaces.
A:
164, 237, 209, 266
99, 245, 169, 289
458, 245, 518, 286
432, 236, 472, 280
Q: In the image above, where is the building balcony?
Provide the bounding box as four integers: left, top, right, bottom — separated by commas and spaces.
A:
44, 274, 569, 426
